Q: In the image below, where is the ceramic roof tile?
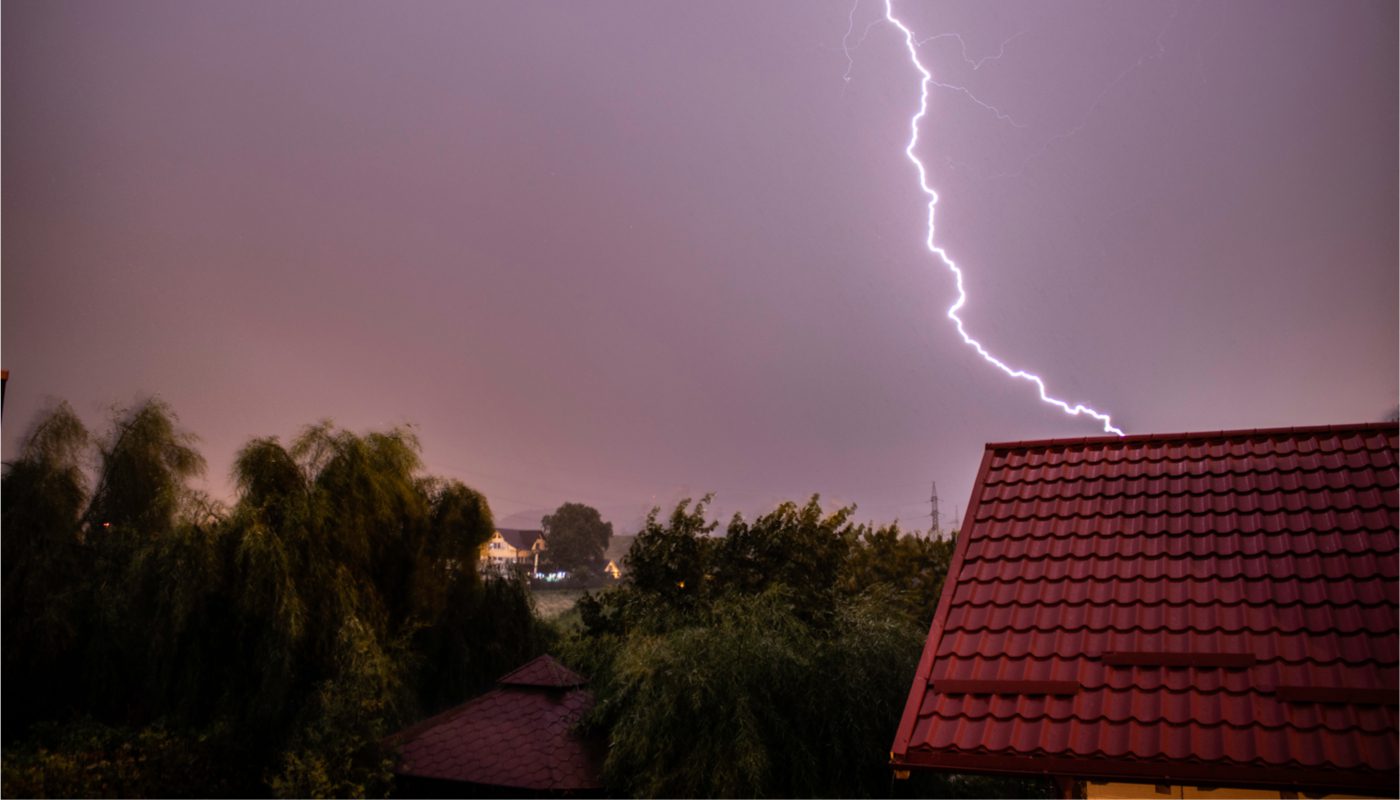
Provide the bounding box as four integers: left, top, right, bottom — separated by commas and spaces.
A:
891, 423, 1399, 795
390, 655, 603, 791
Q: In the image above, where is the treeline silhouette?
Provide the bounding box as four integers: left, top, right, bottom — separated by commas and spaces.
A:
3, 398, 1049, 798
557, 497, 1052, 799
3, 399, 546, 796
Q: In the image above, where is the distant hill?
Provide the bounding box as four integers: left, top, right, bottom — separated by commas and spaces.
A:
497, 509, 552, 529
498, 505, 651, 537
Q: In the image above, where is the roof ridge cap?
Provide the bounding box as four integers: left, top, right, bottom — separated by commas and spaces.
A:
496, 654, 588, 688
985, 422, 1398, 451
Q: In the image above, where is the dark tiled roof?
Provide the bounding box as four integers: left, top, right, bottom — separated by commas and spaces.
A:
891, 423, 1399, 794
498, 653, 587, 688
497, 528, 544, 552
392, 655, 603, 791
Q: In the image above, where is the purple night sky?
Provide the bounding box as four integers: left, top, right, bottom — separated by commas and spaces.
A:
4, 1, 1396, 531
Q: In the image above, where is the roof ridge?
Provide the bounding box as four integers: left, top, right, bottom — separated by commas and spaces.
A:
935, 652, 1397, 668
984, 473, 1398, 487
946, 621, 1396, 636
985, 422, 1399, 451
972, 526, 1391, 539
923, 743, 1388, 772
496, 654, 588, 688
925, 708, 1392, 735
973, 505, 1391, 521
956, 596, 1398, 610
957, 572, 1397, 585
927, 681, 1397, 697
960, 547, 1400, 562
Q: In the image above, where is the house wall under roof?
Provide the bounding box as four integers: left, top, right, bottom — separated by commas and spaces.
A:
1081, 780, 1378, 799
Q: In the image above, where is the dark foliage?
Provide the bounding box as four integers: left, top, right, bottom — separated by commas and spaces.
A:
564, 495, 1023, 798
0, 720, 243, 798
839, 522, 957, 629
541, 501, 614, 575
2, 400, 548, 798
4, 400, 1041, 799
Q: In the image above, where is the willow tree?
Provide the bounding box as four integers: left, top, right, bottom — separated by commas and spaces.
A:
225, 424, 505, 709
584, 587, 925, 798
1, 401, 92, 735
565, 496, 972, 799
2, 398, 222, 732
222, 421, 539, 795
86, 398, 206, 537
3, 401, 547, 796
74, 400, 226, 727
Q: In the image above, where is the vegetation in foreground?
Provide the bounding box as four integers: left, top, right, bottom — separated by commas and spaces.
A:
560, 496, 1053, 799
2, 399, 549, 797
3, 397, 1049, 798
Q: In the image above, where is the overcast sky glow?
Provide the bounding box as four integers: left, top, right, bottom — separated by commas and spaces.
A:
4, 0, 1396, 532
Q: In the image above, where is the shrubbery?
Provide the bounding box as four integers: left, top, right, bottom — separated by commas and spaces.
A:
1, 721, 239, 798
2, 400, 548, 797
562, 496, 978, 798
4, 399, 1046, 798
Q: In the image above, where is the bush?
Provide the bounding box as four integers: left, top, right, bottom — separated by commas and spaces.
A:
2, 403, 552, 797
563, 496, 962, 798
0, 721, 242, 798
572, 589, 923, 798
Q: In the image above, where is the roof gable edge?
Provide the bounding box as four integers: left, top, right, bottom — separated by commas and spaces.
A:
891, 446, 997, 759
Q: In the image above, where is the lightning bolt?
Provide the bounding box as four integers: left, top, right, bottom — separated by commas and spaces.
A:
916, 31, 1027, 71
935, 3, 1182, 182
843, 2, 1027, 129
877, 0, 1126, 436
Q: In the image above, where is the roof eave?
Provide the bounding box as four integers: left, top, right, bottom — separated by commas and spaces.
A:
890, 749, 1397, 796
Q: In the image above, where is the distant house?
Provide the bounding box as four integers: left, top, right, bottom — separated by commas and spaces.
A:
601, 535, 635, 581
480, 528, 546, 574
891, 423, 1398, 799
389, 654, 604, 797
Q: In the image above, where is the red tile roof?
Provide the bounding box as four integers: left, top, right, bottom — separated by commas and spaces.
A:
891, 423, 1399, 795
392, 655, 603, 791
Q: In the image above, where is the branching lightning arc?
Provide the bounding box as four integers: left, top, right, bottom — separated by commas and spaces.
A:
874, 0, 1125, 437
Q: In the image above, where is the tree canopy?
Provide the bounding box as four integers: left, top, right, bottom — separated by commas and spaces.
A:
3, 398, 1041, 798
2, 399, 549, 797
541, 501, 613, 575
563, 495, 1003, 798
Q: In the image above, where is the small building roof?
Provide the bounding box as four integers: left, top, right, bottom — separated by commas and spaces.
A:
497, 653, 587, 688
391, 655, 603, 792
891, 423, 1398, 795
496, 527, 544, 552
